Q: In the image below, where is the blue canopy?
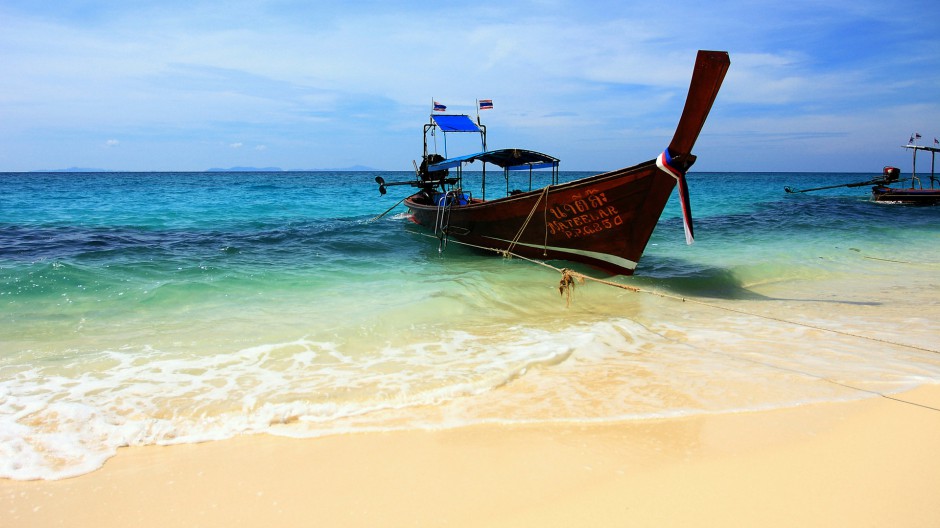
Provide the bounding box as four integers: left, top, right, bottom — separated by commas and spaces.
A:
428, 149, 559, 171
431, 114, 482, 133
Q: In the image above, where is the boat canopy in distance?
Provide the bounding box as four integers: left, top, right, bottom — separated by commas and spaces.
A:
903, 144, 940, 153
431, 114, 481, 133
429, 148, 560, 171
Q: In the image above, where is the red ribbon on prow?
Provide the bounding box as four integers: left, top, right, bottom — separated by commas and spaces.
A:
656, 149, 695, 245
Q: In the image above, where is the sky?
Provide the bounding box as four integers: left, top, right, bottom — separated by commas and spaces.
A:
1, 0, 939, 172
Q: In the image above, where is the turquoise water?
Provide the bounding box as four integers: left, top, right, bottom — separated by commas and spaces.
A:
2, 171, 939, 479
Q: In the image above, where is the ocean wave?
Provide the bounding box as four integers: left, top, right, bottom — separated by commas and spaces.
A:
0, 327, 579, 480
4, 306, 939, 481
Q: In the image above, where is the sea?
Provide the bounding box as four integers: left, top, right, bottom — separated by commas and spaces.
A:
2, 170, 939, 480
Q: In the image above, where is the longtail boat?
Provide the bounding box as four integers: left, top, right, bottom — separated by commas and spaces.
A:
376, 50, 731, 275
785, 142, 940, 206
871, 144, 940, 205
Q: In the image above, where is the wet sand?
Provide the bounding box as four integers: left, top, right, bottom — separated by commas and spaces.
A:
3, 385, 939, 527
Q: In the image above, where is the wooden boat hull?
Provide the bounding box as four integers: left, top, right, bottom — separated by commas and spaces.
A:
871, 185, 940, 205
404, 158, 677, 275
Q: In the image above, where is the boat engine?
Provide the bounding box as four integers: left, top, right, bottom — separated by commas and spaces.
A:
882, 166, 900, 183
419, 154, 449, 187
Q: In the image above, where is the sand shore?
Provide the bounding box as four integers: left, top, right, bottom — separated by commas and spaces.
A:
3, 385, 940, 527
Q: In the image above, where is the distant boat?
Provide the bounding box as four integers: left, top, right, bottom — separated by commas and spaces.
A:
785, 142, 940, 206
375, 50, 731, 275
871, 144, 940, 205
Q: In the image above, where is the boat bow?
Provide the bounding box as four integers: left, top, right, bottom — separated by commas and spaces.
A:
660, 50, 731, 245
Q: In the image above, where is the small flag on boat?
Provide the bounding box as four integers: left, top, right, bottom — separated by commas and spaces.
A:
935, 138, 939, 145
433, 101, 447, 112
909, 132, 921, 144
478, 99, 493, 110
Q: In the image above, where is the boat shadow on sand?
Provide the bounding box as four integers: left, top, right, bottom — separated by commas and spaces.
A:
400, 227, 881, 307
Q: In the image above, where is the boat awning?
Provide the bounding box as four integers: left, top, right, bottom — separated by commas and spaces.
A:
431, 114, 481, 133
428, 149, 560, 171
903, 144, 940, 153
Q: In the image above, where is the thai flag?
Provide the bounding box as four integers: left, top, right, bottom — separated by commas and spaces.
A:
433, 101, 447, 112
479, 99, 493, 110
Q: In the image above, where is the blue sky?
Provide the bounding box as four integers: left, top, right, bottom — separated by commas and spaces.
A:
1, 0, 938, 172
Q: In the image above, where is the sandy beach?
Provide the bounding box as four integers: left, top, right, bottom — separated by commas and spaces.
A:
3, 385, 938, 527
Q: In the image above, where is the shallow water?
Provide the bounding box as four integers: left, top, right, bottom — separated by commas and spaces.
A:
2, 170, 939, 479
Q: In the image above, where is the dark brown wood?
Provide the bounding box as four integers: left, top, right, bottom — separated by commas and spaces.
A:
668, 51, 731, 162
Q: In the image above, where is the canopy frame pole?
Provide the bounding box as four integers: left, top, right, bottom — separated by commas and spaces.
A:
479, 123, 487, 201
931, 149, 937, 189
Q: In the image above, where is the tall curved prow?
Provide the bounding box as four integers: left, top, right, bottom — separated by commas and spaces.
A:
656, 50, 731, 244
669, 51, 731, 159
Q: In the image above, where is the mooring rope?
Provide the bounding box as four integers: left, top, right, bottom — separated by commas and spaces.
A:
555, 264, 940, 356
536, 255, 940, 411
505, 186, 551, 256
368, 196, 407, 223
411, 230, 938, 356
646, 316, 940, 413
408, 230, 940, 411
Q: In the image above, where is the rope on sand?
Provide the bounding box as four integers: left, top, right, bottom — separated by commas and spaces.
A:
413, 231, 940, 411
547, 258, 940, 412
547, 258, 940, 357
551, 261, 940, 411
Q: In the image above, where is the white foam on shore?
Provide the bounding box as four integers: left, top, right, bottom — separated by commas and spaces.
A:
3, 298, 939, 481
0, 328, 581, 480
